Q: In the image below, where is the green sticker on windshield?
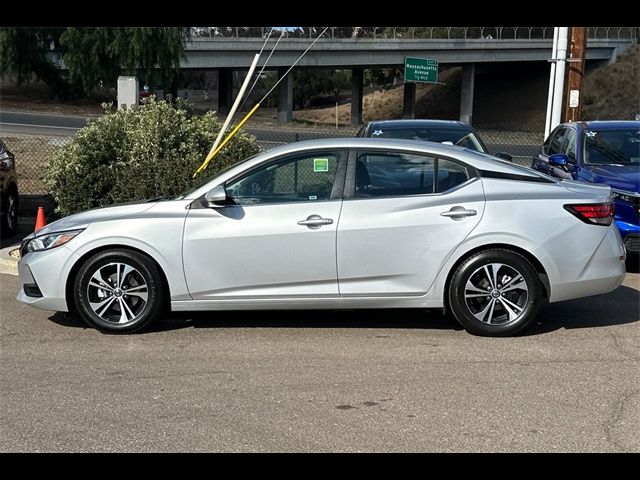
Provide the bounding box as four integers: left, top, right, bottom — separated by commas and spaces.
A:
313, 158, 329, 172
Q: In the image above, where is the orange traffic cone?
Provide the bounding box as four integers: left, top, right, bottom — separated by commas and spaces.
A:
34, 207, 46, 232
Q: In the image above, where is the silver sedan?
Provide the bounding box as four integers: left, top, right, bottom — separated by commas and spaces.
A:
17, 139, 626, 336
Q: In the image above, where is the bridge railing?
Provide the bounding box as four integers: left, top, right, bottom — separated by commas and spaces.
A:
190, 27, 638, 41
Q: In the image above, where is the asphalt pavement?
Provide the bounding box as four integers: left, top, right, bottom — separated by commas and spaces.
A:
1, 271, 638, 452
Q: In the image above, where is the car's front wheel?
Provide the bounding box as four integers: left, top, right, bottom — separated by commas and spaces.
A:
74, 249, 165, 334
448, 249, 543, 336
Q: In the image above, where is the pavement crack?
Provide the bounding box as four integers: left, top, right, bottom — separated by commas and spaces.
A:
607, 329, 640, 361
603, 389, 640, 452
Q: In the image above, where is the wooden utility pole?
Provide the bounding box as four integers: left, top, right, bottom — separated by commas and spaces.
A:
563, 26, 587, 122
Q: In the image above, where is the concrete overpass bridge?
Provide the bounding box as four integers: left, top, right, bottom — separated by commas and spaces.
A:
183, 37, 634, 125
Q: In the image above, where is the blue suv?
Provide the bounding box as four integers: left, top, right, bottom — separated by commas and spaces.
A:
532, 121, 640, 253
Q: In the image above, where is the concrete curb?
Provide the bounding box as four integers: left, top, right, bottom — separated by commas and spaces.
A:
0, 244, 20, 276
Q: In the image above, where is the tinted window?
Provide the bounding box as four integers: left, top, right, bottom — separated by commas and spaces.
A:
547, 128, 568, 155
436, 159, 470, 192
354, 152, 469, 198
584, 128, 640, 166
369, 127, 486, 153
226, 152, 342, 205
563, 128, 577, 162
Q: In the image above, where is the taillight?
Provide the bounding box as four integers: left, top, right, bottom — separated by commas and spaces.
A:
564, 202, 614, 226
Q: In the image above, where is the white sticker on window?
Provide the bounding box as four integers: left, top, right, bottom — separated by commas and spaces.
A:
585, 131, 597, 137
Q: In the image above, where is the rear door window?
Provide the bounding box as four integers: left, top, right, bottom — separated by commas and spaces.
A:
353, 151, 469, 198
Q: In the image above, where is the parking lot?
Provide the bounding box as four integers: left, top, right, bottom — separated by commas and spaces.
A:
0, 270, 638, 452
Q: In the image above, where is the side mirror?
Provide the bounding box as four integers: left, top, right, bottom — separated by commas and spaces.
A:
494, 152, 513, 162
204, 185, 228, 207
549, 153, 569, 168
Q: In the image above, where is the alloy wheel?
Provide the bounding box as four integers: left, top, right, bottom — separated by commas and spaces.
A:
86, 262, 149, 325
463, 262, 529, 326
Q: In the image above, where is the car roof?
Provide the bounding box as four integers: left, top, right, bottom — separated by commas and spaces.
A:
564, 120, 640, 130
366, 119, 471, 130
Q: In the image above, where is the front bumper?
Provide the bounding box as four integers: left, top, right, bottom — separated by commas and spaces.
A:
615, 219, 640, 253
16, 245, 80, 312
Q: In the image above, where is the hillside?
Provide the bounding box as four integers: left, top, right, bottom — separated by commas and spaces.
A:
582, 45, 639, 120
294, 46, 639, 131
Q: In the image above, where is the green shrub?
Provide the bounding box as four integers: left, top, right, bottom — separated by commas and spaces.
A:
43, 97, 260, 215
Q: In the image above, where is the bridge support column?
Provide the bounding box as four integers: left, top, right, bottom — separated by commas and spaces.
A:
277, 67, 293, 124
351, 67, 363, 126
460, 63, 475, 125
218, 68, 233, 116
402, 82, 416, 119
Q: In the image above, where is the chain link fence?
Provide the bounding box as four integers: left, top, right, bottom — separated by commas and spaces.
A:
245, 124, 541, 167
1, 125, 543, 212
2, 135, 68, 196
0, 134, 65, 218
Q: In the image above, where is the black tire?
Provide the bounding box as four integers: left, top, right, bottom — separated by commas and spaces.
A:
74, 249, 165, 334
1, 186, 18, 237
448, 249, 543, 337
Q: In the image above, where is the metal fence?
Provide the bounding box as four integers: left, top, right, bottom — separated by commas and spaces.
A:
191, 26, 639, 41
245, 124, 541, 167
2, 134, 68, 196
2, 126, 541, 212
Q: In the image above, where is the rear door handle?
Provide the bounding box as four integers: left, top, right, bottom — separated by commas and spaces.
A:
440, 207, 477, 220
297, 214, 333, 229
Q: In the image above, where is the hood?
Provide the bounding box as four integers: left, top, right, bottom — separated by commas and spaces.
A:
583, 165, 640, 193
33, 202, 157, 237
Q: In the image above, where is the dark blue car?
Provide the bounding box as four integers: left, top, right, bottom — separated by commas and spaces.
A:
532, 120, 640, 253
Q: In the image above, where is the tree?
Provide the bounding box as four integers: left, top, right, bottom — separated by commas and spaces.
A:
0, 27, 189, 99
0, 28, 71, 98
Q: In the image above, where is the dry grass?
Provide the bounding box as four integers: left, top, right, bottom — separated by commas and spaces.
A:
0, 83, 104, 116
293, 68, 463, 126
583, 45, 640, 120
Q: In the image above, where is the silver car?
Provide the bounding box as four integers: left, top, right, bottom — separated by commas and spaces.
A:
17, 139, 626, 336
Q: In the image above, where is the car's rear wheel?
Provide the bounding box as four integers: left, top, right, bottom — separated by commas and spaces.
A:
1, 187, 18, 237
74, 249, 164, 334
448, 249, 543, 336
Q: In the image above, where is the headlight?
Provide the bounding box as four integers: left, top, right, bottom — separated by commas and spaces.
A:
22, 230, 84, 255
612, 189, 640, 204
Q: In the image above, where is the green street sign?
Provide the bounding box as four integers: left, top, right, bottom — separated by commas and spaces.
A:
404, 57, 439, 83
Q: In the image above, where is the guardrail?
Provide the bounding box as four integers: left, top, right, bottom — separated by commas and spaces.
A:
190, 27, 638, 41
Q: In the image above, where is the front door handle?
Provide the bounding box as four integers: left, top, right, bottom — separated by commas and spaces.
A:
440, 206, 477, 220
297, 214, 333, 229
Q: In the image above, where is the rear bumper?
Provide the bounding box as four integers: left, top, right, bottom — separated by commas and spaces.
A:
550, 227, 626, 302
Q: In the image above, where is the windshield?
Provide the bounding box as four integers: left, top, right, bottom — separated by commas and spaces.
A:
584, 128, 640, 166
370, 127, 488, 153
177, 153, 261, 198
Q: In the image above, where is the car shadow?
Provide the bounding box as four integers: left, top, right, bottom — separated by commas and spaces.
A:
48, 286, 638, 336
522, 285, 639, 335
626, 254, 640, 274
48, 308, 463, 332
154, 308, 463, 332
0, 223, 31, 248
